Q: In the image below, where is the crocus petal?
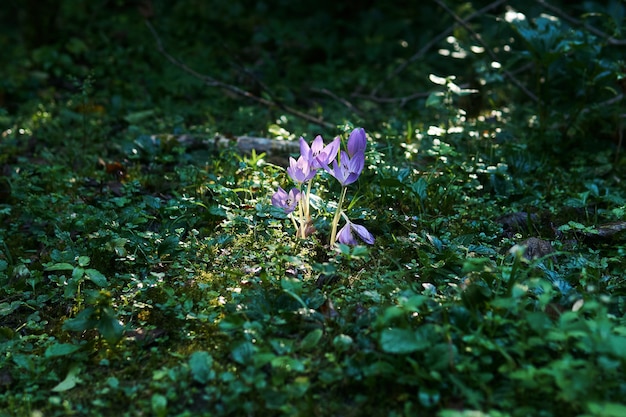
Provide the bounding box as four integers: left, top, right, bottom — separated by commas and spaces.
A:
347, 128, 367, 157
318, 136, 340, 165
350, 223, 375, 244
310, 135, 324, 155
271, 186, 300, 214
336, 222, 357, 245
286, 188, 301, 213
299, 137, 312, 160
287, 155, 316, 184
331, 151, 364, 186
331, 158, 348, 185
349, 152, 365, 176
271, 186, 288, 208
302, 135, 340, 170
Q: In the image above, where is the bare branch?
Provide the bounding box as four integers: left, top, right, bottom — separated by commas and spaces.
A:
535, 0, 626, 46
144, 19, 335, 129
371, 0, 508, 96
310, 87, 363, 117
433, 0, 540, 103
581, 93, 625, 115
352, 91, 431, 106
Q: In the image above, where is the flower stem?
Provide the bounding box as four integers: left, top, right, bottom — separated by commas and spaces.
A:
329, 186, 347, 245
288, 213, 299, 232
304, 180, 313, 223
297, 191, 306, 238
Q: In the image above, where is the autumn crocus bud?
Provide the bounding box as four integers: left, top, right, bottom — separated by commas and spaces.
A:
347, 128, 367, 158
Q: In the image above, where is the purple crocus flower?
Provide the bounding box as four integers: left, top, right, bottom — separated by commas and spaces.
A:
287, 155, 316, 184
347, 128, 367, 158
300, 135, 341, 169
336, 220, 375, 245
330, 151, 365, 186
271, 186, 301, 214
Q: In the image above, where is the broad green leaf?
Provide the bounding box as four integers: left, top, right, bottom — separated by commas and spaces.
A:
587, 401, 626, 417
231, 341, 257, 364
151, 394, 168, 417
51, 364, 81, 392
97, 307, 124, 345
410, 178, 428, 200
299, 329, 323, 351
526, 311, 553, 333
0, 301, 23, 317
402, 295, 428, 312
253, 352, 276, 368
189, 351, 214, 384
0, 327, 14, 341
269, 338, 294, 355
45, 343, 81, 358
380, 328, 429, 354
72, 267, 84, 281
608, 334, 626, 359
332, 334, 353, 351
281, 276, 303, 294
124, 109, 156, 124
271, 356, 305, 372
85, 269, 108, 287
45, 263, 75, 271
63, 308, 96, 332
425, 92, 444, 108
77, 256, 90, 267
380, 305, 406, 325
12, 354, 35, 372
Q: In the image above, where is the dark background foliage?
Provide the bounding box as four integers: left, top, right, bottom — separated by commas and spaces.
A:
1, 1, 625, 416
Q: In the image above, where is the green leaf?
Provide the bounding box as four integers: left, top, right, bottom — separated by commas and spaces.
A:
51, 364, 81, 392
189, 351, 214, 384
85, 269, 108, 287
45, 343, 82, 358
45, 263, 75, 271
271, 356, 305, 372
380, 328, 429, 354
151, 394, 168, 417
12, 354, 35, 372
231, 341, 257, 364
72, 267, 85, 281
0, 301, 23, 317
77, 256, 90, 267
410, 178, 428, 200
332, 334, 353, 351
587, 401, 626, 417
97, 307, 124, 345
280, 276, 303, 294
299, 329, 323, 351
124, 109, 156, 124
63, 308, 96, 332
425, 92, 444, 108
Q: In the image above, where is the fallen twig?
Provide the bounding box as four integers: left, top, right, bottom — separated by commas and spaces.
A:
352, 91, 432, 106
310, 87, 364, 117
144, 19, 335, 129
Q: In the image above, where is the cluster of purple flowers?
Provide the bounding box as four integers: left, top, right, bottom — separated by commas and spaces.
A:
271, 128, 374, 246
